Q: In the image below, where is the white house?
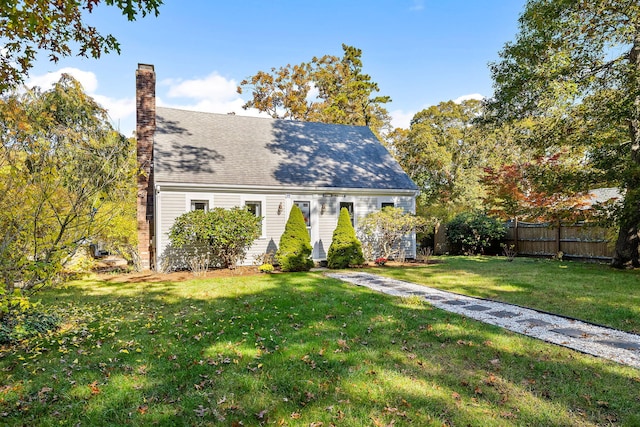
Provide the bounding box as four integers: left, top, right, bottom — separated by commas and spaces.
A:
135, 64, 419, 270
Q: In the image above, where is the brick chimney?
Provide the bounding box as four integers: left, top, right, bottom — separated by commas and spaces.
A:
136, 64, 156, 270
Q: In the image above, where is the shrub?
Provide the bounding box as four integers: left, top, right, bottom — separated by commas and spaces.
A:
358, 207, 431, 260
168, 207, 262, 270
446, 211, 506, 255
258, 263, 274, 273
276, 205, 314, 272
207, 207, 262, 268
327, 207, 365, 268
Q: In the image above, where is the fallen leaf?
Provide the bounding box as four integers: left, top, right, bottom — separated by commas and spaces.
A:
89, 381, 100, 395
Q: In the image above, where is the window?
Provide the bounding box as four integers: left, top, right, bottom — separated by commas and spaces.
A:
244, 200, 265, 237
245, 201, 262, 218
191, 200, 209, 211
381, 202, 395, 209
340, 202, 354, 226
294, 201, 311, 232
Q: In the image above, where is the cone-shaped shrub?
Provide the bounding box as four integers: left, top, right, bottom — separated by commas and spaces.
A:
327, 207, 365, 268
276, 205, 314, 272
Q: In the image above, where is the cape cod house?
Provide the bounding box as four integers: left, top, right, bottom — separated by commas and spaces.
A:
136, 64, 419, 270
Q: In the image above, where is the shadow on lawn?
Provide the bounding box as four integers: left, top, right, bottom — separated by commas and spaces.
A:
1, 272, 639, 426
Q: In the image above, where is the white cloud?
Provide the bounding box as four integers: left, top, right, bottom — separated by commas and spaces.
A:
165, 72, 238, 101
26, 67, 99, 93
453, 93, 485, 104
390, 109, 415, 129
161, 72, 271, 118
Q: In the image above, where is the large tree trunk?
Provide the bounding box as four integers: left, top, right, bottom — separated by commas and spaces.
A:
612, 30, 640, 269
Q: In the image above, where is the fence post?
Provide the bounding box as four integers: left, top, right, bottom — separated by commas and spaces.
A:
514, 217, 519, 253
556, 220, 561, 255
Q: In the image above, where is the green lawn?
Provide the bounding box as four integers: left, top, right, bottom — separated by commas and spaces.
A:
368, 256, 640, 333
0, 264, 639, 426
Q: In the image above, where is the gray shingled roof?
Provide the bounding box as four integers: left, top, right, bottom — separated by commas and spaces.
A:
153, 107, 417, 191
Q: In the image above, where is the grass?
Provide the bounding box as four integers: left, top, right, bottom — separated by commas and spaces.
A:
368, 256, 640, 334
0, 266, 638, 426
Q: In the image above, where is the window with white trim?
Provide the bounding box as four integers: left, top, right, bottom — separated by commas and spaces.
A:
191, 200, 209, 211
245, 200, 264, 236
340, 202, 354, 226
381, 202, 395, 209
294, 200, 311, 234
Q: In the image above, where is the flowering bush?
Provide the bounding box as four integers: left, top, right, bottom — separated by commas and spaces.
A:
374, 257, 387, 266
258, 263, 274, 273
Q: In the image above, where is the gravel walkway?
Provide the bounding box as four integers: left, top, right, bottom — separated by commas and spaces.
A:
326, 272, 640, 369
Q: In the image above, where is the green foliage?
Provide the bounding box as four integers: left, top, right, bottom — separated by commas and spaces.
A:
276, 205, 314, 272
91, 137, 139, 267
168, 207, 262, 269
486, 0, 640, 267
0, 74, 132, 296
0, 0, 162, 93
239, 44, 392, 138
327, 207, 365, 268
358, 207, 430, 260
168, 209, 213, 247
394, 100, 528, 222
446, 212, 506, 255
0, 289, 59, 344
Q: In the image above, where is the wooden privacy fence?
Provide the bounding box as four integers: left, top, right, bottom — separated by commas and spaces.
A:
433, 221, 615, 261
504, 220, 614, 261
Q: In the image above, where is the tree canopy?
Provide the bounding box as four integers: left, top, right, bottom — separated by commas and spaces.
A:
0, 0, 162, 92
238, 44, 393, 138
392, 99, 528, 221
0, 74, 133, 295
487, 0, 640, 267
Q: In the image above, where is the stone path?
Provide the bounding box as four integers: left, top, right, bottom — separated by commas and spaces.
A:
326, 272, 640, 369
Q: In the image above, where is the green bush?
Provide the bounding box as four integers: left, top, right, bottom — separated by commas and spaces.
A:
446, 211, 506, 255
168, 207, 262, 269
276, 205, 314, 272
327, 207, 365, 268
0, 303, 60, 344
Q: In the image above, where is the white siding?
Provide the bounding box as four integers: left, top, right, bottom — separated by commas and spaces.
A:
157, 192, 186, 268
155, 189, 417, 268
214, 193, 241, 209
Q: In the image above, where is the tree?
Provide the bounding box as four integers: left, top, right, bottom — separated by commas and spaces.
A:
91, 137, 139, 267
168, 207, 262, 270
327, 207, 365, 268
358, 207, 430, 260
276, 205, 314, 272
394, 99, 518, 221
0, 0, 162, 93
483, 151, 594, 222
0, 74, 132, 298
487, 0, 640, 268
238, 44, 392, 138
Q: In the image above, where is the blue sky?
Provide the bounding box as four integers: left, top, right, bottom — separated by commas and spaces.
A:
25, 0, 525, 136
